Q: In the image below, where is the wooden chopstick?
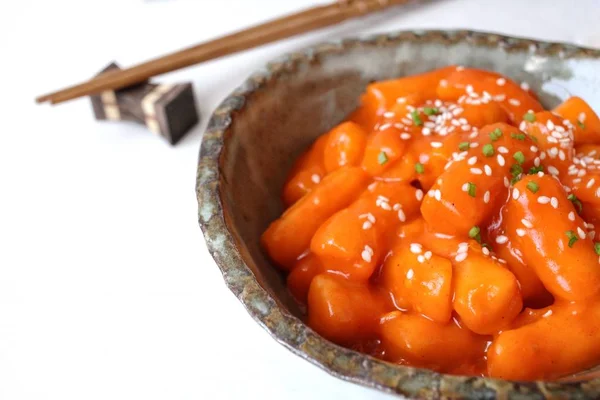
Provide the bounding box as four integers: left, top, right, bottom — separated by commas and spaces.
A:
36, 0, 411, 105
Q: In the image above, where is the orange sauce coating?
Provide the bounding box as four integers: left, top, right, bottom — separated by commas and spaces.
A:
261, 66, 600, 380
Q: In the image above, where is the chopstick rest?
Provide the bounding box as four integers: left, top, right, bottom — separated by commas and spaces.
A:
90, 63, 199, 145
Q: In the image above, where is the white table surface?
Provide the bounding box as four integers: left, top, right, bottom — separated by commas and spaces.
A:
1, 0, 599, 399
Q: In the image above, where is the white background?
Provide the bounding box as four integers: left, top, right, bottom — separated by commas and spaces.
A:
1, 0, 599, 399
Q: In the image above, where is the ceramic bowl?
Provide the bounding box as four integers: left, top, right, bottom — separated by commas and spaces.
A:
197, 30, 600, 399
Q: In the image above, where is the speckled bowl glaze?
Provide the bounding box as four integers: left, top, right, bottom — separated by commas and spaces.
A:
197, 30, 600, 398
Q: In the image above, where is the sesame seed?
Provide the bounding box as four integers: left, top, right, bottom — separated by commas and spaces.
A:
579, 112, 587, 123
361, 246, 373, 262
362, 221, 372, 230
568, 211, 576, 221
549, 147, 559, 157
498, 146, 509, 154
512, 188, 520, 200
470, 168, 483, 175
504, 177, 510, 187
455, 252, 468, 262
596, 187, 600, 198
461, 183, 469, 192
551, 197, 559, 209
559, 150, 566, 161
516, 228, 526, 237
521, 82, 530, 90
430, 141, 443, 148
522, 219, 533, 228
398, 209, 406, 222
543, 310, 553, 318
311, 174, 321, 184
400, 133, 411, 140
534, 157, 541, 167
410, 243, 423, 254
383, 111, 395, 118
548, 166, 559, 176
578, 227, 587, 239
530, 145, 539, 152
406, 269, 414, 279
538, 196, 551, 204
422, 127, 432, 136
419, 154, 430, 164
496, 235, 509, 244
416, 189, 424, 201
468, 156, 478, 165
587, 178, 596, 189
497, 154, 506, 166
367, 214, 376, 223
424, 251, 432, 260
547, 136, 559, 144
484, 165, 492, 176
484, 191, 491, 204
470, 142, 479, 148
393, 203, 401, 211
434, 189, 442, 201
509, 98, 521, 106
496, 78, 506, 86
466, 84, 474, 93
417, 255, 426, 263
482, 247, 490, 256
546, 120, 555, 130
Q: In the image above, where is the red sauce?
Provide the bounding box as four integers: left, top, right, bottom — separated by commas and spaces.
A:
261, 66, 600, 380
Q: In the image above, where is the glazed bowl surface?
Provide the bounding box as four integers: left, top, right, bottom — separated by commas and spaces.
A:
197, 30, 600, 399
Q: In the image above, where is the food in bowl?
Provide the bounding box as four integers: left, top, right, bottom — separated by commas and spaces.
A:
261, 65, 600, 381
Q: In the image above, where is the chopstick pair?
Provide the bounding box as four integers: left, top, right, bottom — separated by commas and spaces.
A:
36, 0, 412, 105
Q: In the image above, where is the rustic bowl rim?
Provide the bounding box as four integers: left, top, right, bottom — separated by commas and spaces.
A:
197, 29, 600, 399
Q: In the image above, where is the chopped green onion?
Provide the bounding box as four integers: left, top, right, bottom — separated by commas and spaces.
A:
513, 151, 525, 165
529, 166, 544, 174
511, 133, 526, 141
415, 162, 425, 174
595, 242, 600, 256
530, 135, 538, 143
578, 120, 586, 129
467, 182, 476, 197
458, 142, 470, 151
482, 144, 495, 157
526, 181, 539, 193
489, 128, 503, 142
510, 164, 523, 176
468, 226, 481, 243
411, 110, 423, 126
566, 230, 578, 248
378, 151, 388, 165
423, 107, 439, 116
523, 112, 536, 122
510, 164, 523, 185
568, 194, 583, 214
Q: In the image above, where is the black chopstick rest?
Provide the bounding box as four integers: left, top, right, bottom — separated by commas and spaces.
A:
90, 62, 200, 145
